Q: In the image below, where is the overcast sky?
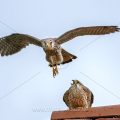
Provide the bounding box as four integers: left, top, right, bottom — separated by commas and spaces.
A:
0, 0, 120, 120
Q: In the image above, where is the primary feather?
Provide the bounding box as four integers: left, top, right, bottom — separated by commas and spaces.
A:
0, 33, 42, 56
56, 26, 119, 44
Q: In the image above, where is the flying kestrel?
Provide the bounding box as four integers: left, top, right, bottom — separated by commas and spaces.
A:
0, 26, 119, 77
63, 80, 94, 110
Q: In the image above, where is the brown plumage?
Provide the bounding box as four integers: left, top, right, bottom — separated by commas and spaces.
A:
63, 80, 94, 110
56, 26, 120, 44
0, 26, 119, 77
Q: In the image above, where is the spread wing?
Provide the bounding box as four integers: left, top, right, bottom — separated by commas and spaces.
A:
82, 86, 94, 107
56, 26, 120, 44
0, 33, 42, 56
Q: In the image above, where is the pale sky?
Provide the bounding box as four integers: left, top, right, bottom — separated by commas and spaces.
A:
0, 0, 120, 120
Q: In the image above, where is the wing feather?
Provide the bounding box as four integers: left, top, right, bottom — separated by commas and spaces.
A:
0, 33, 42, 56
56, 26, 120, 44
82, 86, 94, 107
63, 90, 70, 108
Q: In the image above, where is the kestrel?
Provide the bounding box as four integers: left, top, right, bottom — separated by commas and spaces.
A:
0, 26, 119, 77
63, 80, 94, 110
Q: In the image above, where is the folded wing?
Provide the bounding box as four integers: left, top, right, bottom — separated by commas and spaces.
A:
63, 90, 70, 108
82, 85, 94, 107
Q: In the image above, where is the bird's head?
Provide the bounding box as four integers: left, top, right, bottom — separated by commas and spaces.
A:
42, 38, 56, 50
71, 80, 83, 85
71, 80, 83, 89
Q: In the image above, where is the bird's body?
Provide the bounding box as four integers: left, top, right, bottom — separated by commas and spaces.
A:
63, 80, 94, 109
41, 38, 76, 76
42, 39, 63, 65
0, 26, 119, 77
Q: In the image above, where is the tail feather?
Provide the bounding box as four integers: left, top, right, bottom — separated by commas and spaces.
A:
49, 49, 77, 67
61, 49, 77, 64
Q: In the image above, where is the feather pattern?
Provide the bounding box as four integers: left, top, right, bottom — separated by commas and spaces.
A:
56, 26, 120, 44
0, 33, 42, 56
63, 80, 94, 109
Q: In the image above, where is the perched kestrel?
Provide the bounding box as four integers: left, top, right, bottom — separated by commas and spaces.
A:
63, 80, 94, 110
0, 26, 119, 77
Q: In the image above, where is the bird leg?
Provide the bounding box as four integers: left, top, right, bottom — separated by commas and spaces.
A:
55, 65, 59, 74
52, 66, 56, 77
52, 65, 59, 77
